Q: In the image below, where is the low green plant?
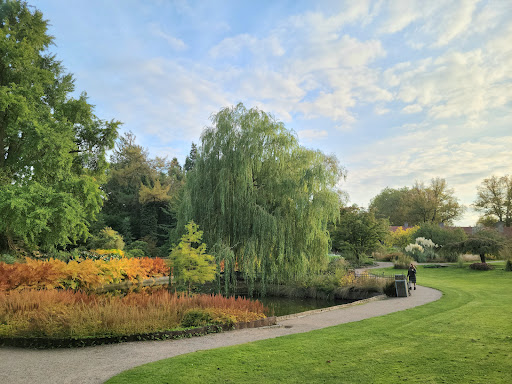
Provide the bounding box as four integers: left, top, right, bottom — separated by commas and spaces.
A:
455, 256, 465, 268
126, 240, 150, 257
126, 249, 146, 258
181, 309, 213, 328
0, 254, 17, 264
505, 260, 512, 271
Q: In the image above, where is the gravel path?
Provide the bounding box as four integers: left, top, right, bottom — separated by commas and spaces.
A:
0, 266, 441, 384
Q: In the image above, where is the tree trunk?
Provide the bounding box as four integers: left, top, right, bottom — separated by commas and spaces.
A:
480, 253, 486, 263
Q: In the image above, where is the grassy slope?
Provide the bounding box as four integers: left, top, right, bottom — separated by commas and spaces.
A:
107, 265, 512, 384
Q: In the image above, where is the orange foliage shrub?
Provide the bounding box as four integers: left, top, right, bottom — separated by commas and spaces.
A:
0, 289, 266, 339
0, 257, 169, 291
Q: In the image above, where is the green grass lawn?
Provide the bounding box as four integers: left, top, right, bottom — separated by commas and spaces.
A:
106, 265, 512, 383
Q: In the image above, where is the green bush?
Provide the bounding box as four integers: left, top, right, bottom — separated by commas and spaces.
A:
438, 248, 460, 262
504, 260, 512, 271
0, 254, 17, 264
383, 280, 397, 297
327, 256, 349, 275
89, 227, 125, 251
180, 309, 213, 328
125, 240, 150, 257
414, 223, 467, 247
126, 249, 145, 258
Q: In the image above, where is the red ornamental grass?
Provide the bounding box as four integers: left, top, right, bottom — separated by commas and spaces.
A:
0, 289, 266, 339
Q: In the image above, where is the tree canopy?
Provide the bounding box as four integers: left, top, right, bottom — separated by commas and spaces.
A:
329, 205, 389, 261
0, 1, 119, 251
370, 178, 464, 226
169, 221, 216, 293
177, 103, 344, 294
100, 132, 183, 254
444, 237, 503, 264
473, 175, 512, 227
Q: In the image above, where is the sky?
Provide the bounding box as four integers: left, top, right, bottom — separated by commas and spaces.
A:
33, 0, 512, 226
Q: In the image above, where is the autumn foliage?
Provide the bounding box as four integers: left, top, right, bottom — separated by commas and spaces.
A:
0, 289, 267, 338
0, 257, 169, 291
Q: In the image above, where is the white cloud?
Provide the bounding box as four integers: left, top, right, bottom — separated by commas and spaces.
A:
374, 105, 390, 115
209, 34, 284, 59
386, 42, 512, 122
298, 129, 329, 142
402, 104, 422, 114
430, 0, 479, 47
149, 23, 187, 50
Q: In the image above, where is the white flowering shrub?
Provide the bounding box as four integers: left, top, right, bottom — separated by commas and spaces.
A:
415, 237, 439, 261
405, 243, 424, 253
415, 237, 438, 249
405, 243, 426, 262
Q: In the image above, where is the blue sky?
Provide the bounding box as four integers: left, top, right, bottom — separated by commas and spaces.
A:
34, 0, 512, 225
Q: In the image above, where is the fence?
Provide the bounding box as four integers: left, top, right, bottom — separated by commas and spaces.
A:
353, 270, 395, 281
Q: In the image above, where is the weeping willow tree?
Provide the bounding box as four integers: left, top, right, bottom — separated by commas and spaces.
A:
177, 103, 344, 295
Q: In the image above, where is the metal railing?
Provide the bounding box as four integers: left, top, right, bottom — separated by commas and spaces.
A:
353, 271, 395, 280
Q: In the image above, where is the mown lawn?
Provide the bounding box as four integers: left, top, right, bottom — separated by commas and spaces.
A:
106, 265, 512, 383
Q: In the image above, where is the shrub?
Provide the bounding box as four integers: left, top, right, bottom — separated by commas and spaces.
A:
405, 243, 426, 262
414, 223, 467, 247
469, 263, 494, 271
89, 227, 125, 251
327, 256, 349, 275
385, 252, 406, 261
0, 257, 169, 291
505, 260, 512, 271
0, 254, 17, 264
0, 290, 266, 339
125, 240, 150, 257
385, 226, 419, 249
126, 249, 145, 258
383, 280, 397, 297
181, 309, 214, 327
393, 253, 414, 269
89, 249, 125, 261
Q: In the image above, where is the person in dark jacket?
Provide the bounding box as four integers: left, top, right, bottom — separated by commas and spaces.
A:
407, 263, 417, 290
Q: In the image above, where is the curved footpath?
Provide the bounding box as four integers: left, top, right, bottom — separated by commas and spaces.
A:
0, 266, 441, 384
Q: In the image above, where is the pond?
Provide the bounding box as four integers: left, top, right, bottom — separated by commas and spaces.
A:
242, 295, 356, 317
104, 282, 357, 317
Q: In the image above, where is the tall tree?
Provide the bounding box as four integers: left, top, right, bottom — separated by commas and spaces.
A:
369, 187, 410, 226
329, 205, 389, 261
183, 142, 197, 173
474, 175, 512, 227
407, 178, 464, 225
370, 178, 464, 226
177, 103, 344, 294
101, 132, 181, 253
0, 1, 119, 251
101, 133, 154, 242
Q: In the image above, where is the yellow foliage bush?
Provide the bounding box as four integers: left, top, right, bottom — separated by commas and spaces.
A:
0, 257, 169, 291
385, 226, 419, 249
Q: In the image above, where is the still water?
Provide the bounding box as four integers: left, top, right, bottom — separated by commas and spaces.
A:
109, 283, 356, 317
243, 296, 356, 317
